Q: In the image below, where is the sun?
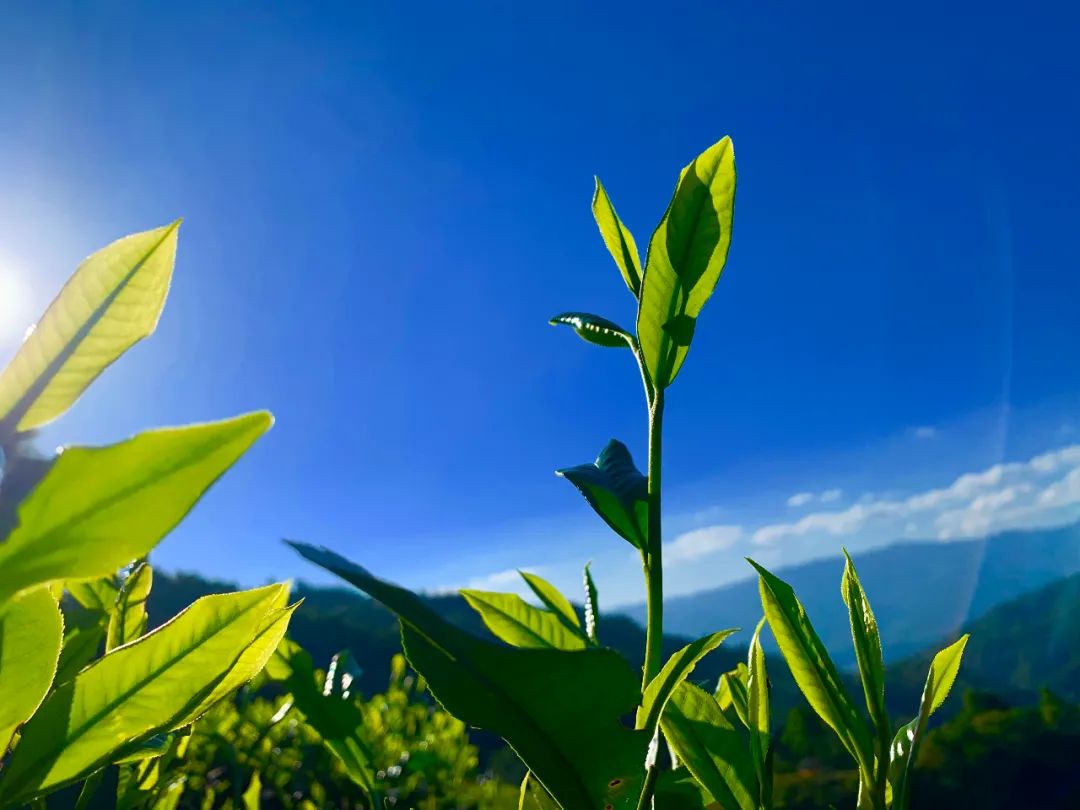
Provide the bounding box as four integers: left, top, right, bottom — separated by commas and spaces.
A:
0, 261, 32, 343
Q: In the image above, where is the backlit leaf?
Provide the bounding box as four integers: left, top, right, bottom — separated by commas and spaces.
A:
746, 619, 771, 804
0, 584, 293, 801
0, 587, 63, 756
107, 562, 152, 651
592, 178, 642, 296
519, 570, 581, 632
288, 541, 650, 810
583, 562, 600, 644
0, 412, 272, 606
638, 629, 737, 731
661, 682, 756, 810
462, 589, 586, 650
0, 223, 180, 436
749, 559, 873, 775
841, 550, 889, 745
637, 137, 736, 388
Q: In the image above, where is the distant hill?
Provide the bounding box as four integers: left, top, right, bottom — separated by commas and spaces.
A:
887, 570, 1080, 710
623, 522, 1080, 666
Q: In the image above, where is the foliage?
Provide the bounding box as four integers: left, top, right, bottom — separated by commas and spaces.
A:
151, 653, 516, 809
0, 225, 291, 806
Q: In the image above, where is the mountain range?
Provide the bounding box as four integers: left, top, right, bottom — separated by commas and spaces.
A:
621, 521, 1080, 666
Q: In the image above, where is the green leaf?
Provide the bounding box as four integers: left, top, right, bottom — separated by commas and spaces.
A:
288, 541, 650, 810
107, 562, 152, 651
518, 771, 561, 810
324, 649, 362, 699
592, 178, 642, 296
841, 550, 890, 764
519, 570, 581, 632
0, 223, 180, 436
242, 771, 261, 810
654, 767, 716, 809
0, 584, 294, 802
719, 663, 750, 729
67, 578, 120, 613
749, 558, 873, 775
583, 562, 600, 644
462, 590, 587, 650
0, 587, 64, 756
637, 137, 736, 388
661, 682, 757, 810
549, 312, 634, 349
54, 610, 107, 686
272, 643, 375, 795
885, 634, 970, 807
557, 439, 648, 549
638, 629, 737, 731
746, 619, 771, 804
0, 412, 272, 606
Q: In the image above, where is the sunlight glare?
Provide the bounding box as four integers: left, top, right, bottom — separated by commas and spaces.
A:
0, 260, 33, 344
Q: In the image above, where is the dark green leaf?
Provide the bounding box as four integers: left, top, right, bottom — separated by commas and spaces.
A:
549, 312, 634, 349
288, 541, 650, 810
661, 682, 756, 810
593, 177, 642, 296
637, 137, 736, 388
557, 439, 648, 549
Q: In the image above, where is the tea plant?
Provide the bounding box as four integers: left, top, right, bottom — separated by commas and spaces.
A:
747, 553, 969, 810
0, 224, 294, 806
288, 136, 968, 809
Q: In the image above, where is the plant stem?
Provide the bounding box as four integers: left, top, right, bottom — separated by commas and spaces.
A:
635, 763, 660, 810
641, 389, 665, 689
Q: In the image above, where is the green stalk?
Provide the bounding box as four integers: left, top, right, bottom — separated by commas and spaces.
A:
641, 388, 665, 689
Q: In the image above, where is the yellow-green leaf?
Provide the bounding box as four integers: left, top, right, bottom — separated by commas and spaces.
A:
462, 589, 587, 650
637, 137, 736, 388
592, 178, 642, 296
661, 682, 756, 810
107, 562, 153, 651
746, 618, 771, 802
749, 558, 873, 776
0, 584, 292, 802
638, 629, 737, 731
0, 587, 64, 755
519, 570, 581, 631
0, 412, 272, 605
0, 223, 180, 436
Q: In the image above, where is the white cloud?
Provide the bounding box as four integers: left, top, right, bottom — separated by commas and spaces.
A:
787, 488, 843, 508
753, 444, 1080, 547
912, 426, 938, 439
664, 525, 743, 565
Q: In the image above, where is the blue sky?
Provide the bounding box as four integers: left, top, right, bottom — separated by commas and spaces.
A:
1, 1, 1079, 605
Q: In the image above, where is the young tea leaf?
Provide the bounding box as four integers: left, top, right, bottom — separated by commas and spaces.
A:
887, 634, 969, 809
0, 584, 294, 802
0, 223, 180, 437
592, 178, 643, 296
106, 562, 152, 652
0, 587, 64, 756
638, 629, 737, 731
637, 137, 736, 389
0, 412, 271, 606
461, 589, 586, 650
661, 682, 757, 810
749, 559, 873, 776
583, 562, 600, 644
288, 541, 651, 810
549, 312, 634, 349
747, 619, 772, 806
519, 570, 581, 632
557, 439, 648, 549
